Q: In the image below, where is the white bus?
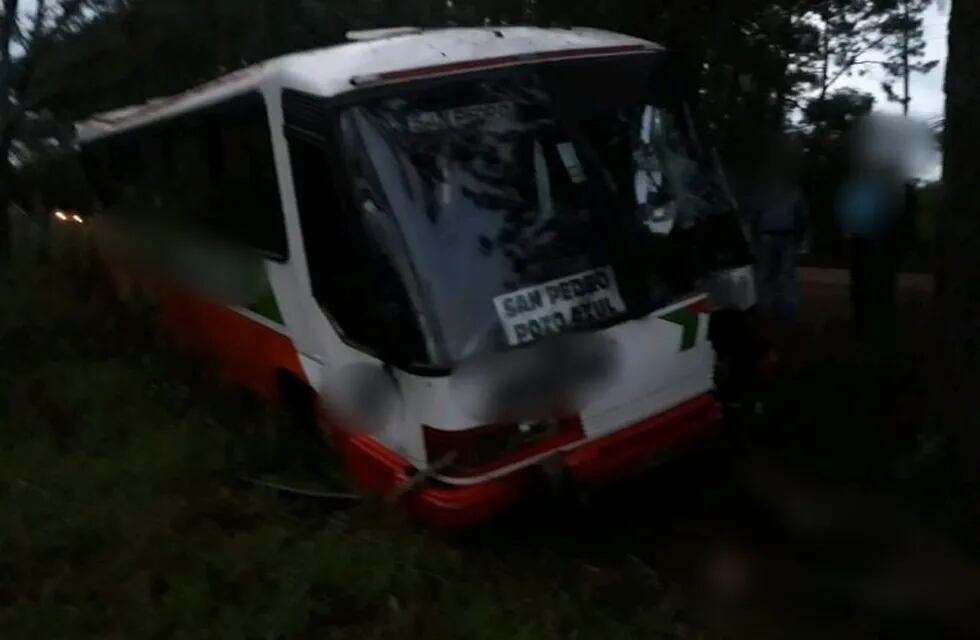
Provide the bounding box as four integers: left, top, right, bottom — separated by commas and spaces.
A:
76, 26, 754, 529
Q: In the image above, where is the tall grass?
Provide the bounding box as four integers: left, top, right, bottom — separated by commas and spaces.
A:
0, 258, 688, 639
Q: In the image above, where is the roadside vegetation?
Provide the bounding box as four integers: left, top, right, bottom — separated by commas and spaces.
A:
0, 253, 693, 639
3, 243, 978, 639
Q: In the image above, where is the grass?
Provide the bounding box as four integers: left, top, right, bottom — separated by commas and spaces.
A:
4, 243, 978, 639
0, 255, 693, 639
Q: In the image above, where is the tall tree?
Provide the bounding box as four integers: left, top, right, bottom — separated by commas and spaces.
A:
32, 0, 352, 121
938, 0, 980, 474
0, 0, 941, 266
0, 0, 109, 258
27, 0, 938, 147
807, 0, 936, 106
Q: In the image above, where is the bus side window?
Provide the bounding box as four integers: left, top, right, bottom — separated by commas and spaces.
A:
287, 130, 430, 366
107, 138, 142, 215
168, 117, 211, 226
139, 129, 174, 214
287, 135, 362, 324
215, 96, 288, 260
81, 145, 113, 211
81, 93, 288, 260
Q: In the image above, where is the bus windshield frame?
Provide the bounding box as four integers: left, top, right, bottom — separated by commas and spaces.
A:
286, 52, 743, 373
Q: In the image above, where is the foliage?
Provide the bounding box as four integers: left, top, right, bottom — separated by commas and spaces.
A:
0, 256, 693, 639
3, 245, 977, 638
18, 1, 935, 134
805, 87, 876, 135
802, 0, 938, 104
2, 1, 938, 262
1, 0, 113, 168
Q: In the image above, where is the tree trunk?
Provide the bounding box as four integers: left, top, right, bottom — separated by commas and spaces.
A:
819, 11, 831, 102
0, 0, 18, 264
938, 0, 980, 477
0, 127, 12, 264
902, 0, 911, 116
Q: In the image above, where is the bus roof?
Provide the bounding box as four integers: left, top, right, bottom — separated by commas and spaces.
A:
76, 26, 659, 143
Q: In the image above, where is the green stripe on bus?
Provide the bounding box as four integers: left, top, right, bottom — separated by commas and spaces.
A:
246, 283, 284, 325
661, 307, 700, 352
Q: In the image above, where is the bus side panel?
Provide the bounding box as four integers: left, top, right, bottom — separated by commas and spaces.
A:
87, 227, 305, 400
162, 287, 305, 399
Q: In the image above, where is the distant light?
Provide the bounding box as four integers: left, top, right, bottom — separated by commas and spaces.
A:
54, 210, 68, 222
72, 214, 84, 224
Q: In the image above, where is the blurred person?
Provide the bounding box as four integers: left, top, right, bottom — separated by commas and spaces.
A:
748, 156, 808, 321
836, 160, 915, 347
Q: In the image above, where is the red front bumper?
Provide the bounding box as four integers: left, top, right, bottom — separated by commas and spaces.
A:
334, 393, 720, 531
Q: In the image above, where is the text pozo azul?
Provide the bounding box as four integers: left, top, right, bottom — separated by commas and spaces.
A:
493, 267, 627, 346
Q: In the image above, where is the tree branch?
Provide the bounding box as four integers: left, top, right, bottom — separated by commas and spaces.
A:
29, 0, 49, 43
0, 0, 20, 139
848, 59, 893, 67
1, 0, 20, 68
782, 94, 808, 113
2, 0, 94, 149
823, 31, 892, 92
17, 0, 90, 107
49, 0, 86, 37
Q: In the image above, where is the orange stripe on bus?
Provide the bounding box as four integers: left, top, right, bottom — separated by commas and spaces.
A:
162, 288, 305, 399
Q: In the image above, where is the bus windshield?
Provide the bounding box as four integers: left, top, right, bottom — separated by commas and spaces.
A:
331, 56, 737, 368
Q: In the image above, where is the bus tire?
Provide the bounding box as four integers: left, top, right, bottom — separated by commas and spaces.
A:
275, 369, 319, 434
